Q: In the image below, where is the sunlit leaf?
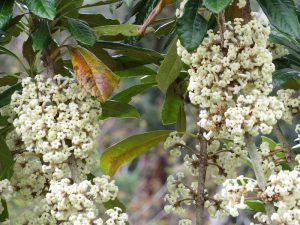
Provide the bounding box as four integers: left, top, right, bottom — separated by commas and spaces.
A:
94, 24, 154, 37
245, 200, 266, 213
68, 46, 120, 103
26, 0, 56, 20
100, 130, 173, 176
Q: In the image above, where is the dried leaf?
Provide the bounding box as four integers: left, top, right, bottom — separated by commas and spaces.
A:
68, 46, 119, 102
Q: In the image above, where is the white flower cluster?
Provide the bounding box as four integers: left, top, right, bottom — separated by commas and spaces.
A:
0, 179, 13, 214
46, 177, 118, 224
210, 176, 257, 217
268, 43, 288, 60
236, 0, 247, 8
164, 132, 186, 157
277, 89, 300, 123
164, 172, 197, 218
6, 75, 128, 224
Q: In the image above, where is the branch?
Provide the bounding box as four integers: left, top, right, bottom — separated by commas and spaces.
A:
196, 127, 208, 225
217, 11, 226, 48
273, 124, 295, 169
245, 135, 277, 225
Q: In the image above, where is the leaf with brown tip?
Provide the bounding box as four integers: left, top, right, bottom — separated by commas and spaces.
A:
68, 46, 120, 102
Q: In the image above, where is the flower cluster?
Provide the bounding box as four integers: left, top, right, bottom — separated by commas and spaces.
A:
0, 179, 13, 212
277, 89, 300, 123
164, 132, 186, 157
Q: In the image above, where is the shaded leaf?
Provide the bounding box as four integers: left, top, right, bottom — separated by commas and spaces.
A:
176, 0, 208, 52
100, 130, 173, 176
56, 0, 84, 18
155, 20, 176, 37
68, 46, 119, 103
114, 66, 156, 77
78, 13, 119, 27
94, 24, 154, 37
203, 0, 231, 13
140, 75, 157, 83
111, 83, 155, 103
161, 85, 183, 124
257, 0, 300, 38
0, 76, 18, 86
0, 83, 22, 108
0, 135, 13, 180
156, 39, 182, 92
0, 200, 9, 222
176, 105, 186, 132
100, 100, 140, 119
273, 68, 300, 90
95, 41, 163, 63
67, 18, 96, 45
22, 37, 36, 74
0, 0, 14, 29
245, 200, 266, 213
26, 0, 56, 20
31, 21, 52, 51
270, 30, 300, 56
103, 198, 126, 212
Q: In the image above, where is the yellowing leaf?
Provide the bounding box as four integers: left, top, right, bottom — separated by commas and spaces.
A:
68, 46, 119, 103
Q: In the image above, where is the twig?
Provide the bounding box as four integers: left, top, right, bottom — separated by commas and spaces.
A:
196, 127, 208, 225
217, 11, 226, 48
245, 135, 277, 225
273, 124, 295, 169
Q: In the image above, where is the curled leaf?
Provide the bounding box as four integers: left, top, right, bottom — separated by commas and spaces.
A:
68, 46, 119, 103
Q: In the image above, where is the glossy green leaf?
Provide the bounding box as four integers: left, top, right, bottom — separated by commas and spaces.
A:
245, 200, 266, 213
203, 0, 231, 13
0, 135, 13, 180
94, 24, 154, 36
31, 21, 52, 51
95, 41, 163, 63
111, 83, 155, 103
161, 85, 183, 124
100, 100, 140, 120
261, 136, 278, 151
140, 75, 157, 83
0, 0, 14, 29
26, 0, 56, 20
155, 20, 176, 37
270, 30, 300, 56
273, 68, 300, 90
156, 39, 182, 92
100, 130, 173, 176
78, 14, 120, 27
0, 83, 22, 108
114, 66, 156, 77
257, 0, 300, 38
67, 18, 96, 45
56, 0, 84, 18
176, 0, 208, 52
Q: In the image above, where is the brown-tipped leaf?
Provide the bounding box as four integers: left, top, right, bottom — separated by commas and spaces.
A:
68, 46, 119, 102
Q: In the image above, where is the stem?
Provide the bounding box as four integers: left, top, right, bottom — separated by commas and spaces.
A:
217, 11, 226, 48
245, 135, 277, 225
273, 124, 295, 169
41, 46, 55, 77
69, 155, 80, 183
196, 127, 208, 225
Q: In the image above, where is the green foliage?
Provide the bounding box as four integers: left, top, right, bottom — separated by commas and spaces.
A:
0, 135, 13, 180
273, 68, 300, 91
156, 39, 182, 92
203, 0, 231, 13
67, 18, 97, 46
94, 24, 154, 37
257, 0, 300, 38
245, 200, 266, 213
0, 0, 14, 29
100, 130, 173, 176
114, 66, 156, 77
176, 0, 208, 52
26, 0, 56, 20
100, 100, 140, 119
0, 200, 9, 222
0, 83, 22, 108
31, 21, 52, 51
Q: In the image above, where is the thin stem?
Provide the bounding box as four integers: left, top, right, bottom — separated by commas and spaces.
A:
176, 143, 199, 155
196, 127, 208, 225
273, 124, 295, 169
217, 11, 226, 48
245, 135, 277, 225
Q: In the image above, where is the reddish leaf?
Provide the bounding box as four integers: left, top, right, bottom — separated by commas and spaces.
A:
68, 46, 119, 102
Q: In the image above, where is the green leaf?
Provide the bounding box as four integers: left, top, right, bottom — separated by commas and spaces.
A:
78, 14, 120, 27
273, 68, 300, 90
140, 75, 157, 83
103, 198, 126, 212
161, 85, 183, 124
245, 200, 266, 213
100, 130, 173, 176
94, 24, 154, 37
0, 199, 9, 222
26, 0, 56, 20
176, 105, 186, 132
67, 18, 96, 46
0, 83, 22, 108
176, 0, 208, 52
95, 41, 163, 64
114, 66, 156, 77
203, 0, 231, 13
111, 83, 155, 103
261, 136, 278, 151
100, 100, 140, 119
31, 21, 52, 51
56, 0, 84, 18
22, 37, 36, 74
156, 39, 182, 92
0, 76, 18, 86
0, 135, 13, 180
155, 20, 176, 37
257, 0, 300, 38
270, 30, 300, 56
0, 0, 14, 29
